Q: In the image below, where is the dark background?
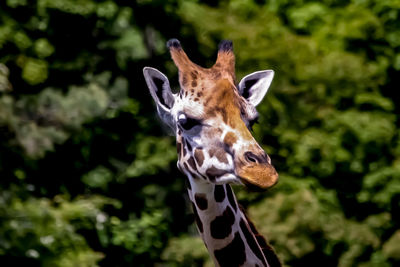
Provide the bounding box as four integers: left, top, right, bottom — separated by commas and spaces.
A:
0, 0, 399, 266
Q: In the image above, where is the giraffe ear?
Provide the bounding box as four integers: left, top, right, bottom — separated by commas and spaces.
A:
143, 67, 176, 128
238, 70, 274, 106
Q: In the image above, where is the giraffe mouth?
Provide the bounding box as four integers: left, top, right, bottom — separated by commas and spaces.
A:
240, 178, 278, 192
237, 164, 279, 190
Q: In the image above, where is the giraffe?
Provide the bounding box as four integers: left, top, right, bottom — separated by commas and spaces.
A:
143, 39, 281, 267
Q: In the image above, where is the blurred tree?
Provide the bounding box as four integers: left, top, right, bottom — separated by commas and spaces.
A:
0, 0, 399, 266
172, 0, 400, 265
0, 0, 187, 266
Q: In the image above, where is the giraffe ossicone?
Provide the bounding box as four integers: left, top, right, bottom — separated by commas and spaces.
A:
144, 39, 281, 267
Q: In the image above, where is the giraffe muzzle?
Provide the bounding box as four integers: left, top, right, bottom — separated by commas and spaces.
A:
237, 162, 279, 190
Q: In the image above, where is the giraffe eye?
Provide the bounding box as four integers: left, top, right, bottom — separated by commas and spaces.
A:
178, 114, 201, 131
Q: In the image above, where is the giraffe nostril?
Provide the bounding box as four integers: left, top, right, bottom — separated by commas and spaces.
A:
244, 152, 259, 163
244, 152, 270, 164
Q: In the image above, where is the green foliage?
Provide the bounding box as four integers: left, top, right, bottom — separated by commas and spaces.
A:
82, 166, 113, 190
161, 235, 212, 267
358, 164, 400, 209
173, 0, 400, 266
249, 176, 392, 266
0, 63, 12, 92
0, 76, 123, 158
124, 136, 176, 179
1, 0, 400, 266
0, 191, 115, 266
110, 210, 168, 257
21, 58, 48, 85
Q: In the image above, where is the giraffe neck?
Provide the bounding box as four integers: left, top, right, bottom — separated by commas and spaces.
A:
186, 178, 275, 267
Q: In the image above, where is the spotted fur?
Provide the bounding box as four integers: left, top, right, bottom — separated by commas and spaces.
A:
214, 185, 225, 202
214, 232, 246, 267
210, 205, 235, 239
144, 39, 281, 267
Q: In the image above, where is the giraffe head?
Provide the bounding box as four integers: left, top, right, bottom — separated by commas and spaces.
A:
143, 39, 278, 190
